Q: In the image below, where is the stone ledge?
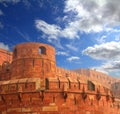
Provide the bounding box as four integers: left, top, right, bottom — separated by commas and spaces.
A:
42, 106, 58, 111
22, 108, 31, 112
7, 108, 21, 112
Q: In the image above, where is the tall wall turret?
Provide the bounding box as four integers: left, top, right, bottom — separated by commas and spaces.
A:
0, 42, 120, 114
11, 42, 56, 79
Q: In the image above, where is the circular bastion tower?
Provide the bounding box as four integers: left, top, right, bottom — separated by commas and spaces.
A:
0, 42, 120, 114
11, 42, 56, 80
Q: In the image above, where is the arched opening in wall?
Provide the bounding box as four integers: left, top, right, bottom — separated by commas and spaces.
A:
14, 48, 17, 57
39, 46, 46, 55
88, 81, 95, 91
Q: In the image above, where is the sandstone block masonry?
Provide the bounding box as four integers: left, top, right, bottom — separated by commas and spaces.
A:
0, 42, 120, 114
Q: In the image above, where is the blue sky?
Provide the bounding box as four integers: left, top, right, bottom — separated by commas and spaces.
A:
0, 0, 120, 78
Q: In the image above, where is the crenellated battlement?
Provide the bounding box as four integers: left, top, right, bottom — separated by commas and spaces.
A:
0, 42, 120, 114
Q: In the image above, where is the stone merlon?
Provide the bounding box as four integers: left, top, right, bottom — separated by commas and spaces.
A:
0, 42, 120, 114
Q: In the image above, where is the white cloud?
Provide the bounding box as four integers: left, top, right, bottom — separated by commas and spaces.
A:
64, 0, 120, 31
83, 41, 120, 60
56, 51, 69, 56
97, 35, 107, 43
92, 60, 120, 77
56, 16, 68, 23
115, 37, 120, 41
35, 19, 61, 39
83, 41, 120, 77
67, 56, 80, 62
35, 19, 80, 39
103, 61, 120, 70
35, 0, 120, 40
94, 61, 120, 71
0, 42, 9, 50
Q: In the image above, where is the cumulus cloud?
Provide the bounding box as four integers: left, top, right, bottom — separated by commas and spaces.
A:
0, 42, 9, 50
103, 61, 120, 70
94, 61, 120, 71
67, 56, 80, 62
64, 0, 120, 32
35, 0, 120, 40
92, 60, 120, 77
35, 20, 61, 39
35, 19, 80, 39
83, 41, 120, 77
82, 41, 120, 60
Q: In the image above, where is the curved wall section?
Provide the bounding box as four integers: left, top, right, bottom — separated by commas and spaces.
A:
11, 42, 56, 79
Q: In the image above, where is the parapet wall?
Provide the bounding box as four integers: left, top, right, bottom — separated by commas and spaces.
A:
0, 75, 119, 114
56, 67, 87, 81
12, 42, 55, 61
0, 42, 120, 114
74, 69, 118, 88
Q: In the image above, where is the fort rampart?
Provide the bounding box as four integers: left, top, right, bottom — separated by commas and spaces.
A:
0, 42, 120, 114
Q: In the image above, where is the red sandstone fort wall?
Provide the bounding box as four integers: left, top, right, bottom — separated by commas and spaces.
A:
0, 42, 120, 114
0, 48, 12, 65
0, 49, 12, 81
74, 69, 118, 88
111, 82, 120, 98
11, 42, 56, 79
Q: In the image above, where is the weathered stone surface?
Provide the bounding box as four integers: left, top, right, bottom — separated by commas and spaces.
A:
0, 42, 120, 114
42, 106, 58, 111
